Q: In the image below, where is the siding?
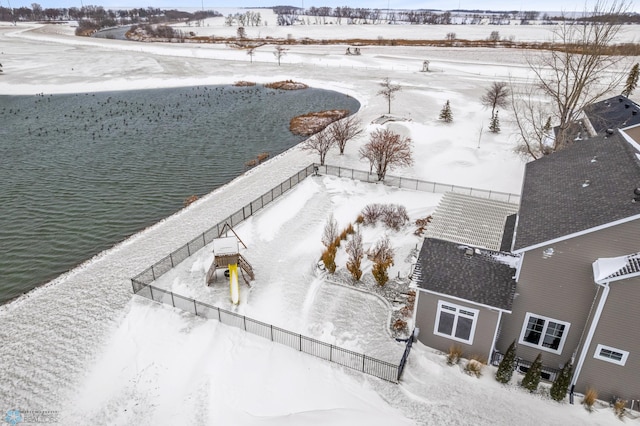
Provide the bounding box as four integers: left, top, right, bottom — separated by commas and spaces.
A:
497, 219, 640, 370
415, 290, 499, 361
575, 277, 640, 404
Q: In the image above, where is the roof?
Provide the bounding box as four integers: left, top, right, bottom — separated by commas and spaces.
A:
593, 252, 640, 284
583, 95, 640, 135
425, 192, 519, 251
513, 132, 640, 252
414, 238, 517, 311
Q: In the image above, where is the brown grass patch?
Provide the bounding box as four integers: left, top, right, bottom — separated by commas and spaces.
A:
234, 81, 256, 86
290, 109, 350, 136
264, 80, 309, 90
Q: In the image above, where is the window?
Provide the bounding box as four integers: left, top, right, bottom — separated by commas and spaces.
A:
594, 344, 629, 366
518, 313, 570, 354
434, 301, 478, 344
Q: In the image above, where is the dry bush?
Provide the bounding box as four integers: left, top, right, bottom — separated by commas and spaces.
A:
407, 290, 416, 303
355, 214, 364, 224
339, 229, 349, 240
414, 215, 433, 236
465, 356, 486, 378
400, 305, 413, 317
362, 203, 384, 225
234, 80, 256, 86
321, 214, 338, 248
614, 399, 627, 419
183, 195, 199, 207
393, 319, 407, 332
345, 223, 354, 235
245, 158, 258, 168
447, 345, 463, 366
321, 244, 337, 273
257, 152, 270, 163
333, 236, 342, 248
382, 204, 410, 231
582, 388, 598, 412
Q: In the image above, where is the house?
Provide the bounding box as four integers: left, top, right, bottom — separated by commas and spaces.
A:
413, 96, 640, 405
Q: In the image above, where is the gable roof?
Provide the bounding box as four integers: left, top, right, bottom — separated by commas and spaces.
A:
583, 95, 640, 135
513, 132, 640, 252
414, 238, 517, 311
593, 252, 640, 284
425, 192, 519, 251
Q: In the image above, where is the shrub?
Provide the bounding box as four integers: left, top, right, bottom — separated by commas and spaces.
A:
321, 244, 337, 273
256, 152, 270, 163
370, 236, 394, 286
345, 223, 355, 235
495, 340, 517, 384
355, 214, 364, 224
321, 214, 339, 248
520, 353, 543, 393
614, 398, 627, 419
550, 359, 573, 402
414, 215, 432, 236
447, 345, 463, 366
582, 387, 598, 412
245, 158, 258, 168
393, 319, 407, 332
339, 229, 349, 240
465, 356, 485, 378
333, 236, 341, 248
362, 203, 384, 225
345, 228, 364, 281
382, 204, 410, 230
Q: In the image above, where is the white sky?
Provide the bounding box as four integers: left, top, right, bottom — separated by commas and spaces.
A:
6, 1, 636, 14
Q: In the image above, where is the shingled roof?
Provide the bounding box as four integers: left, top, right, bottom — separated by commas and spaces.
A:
583, 95, 640, 135
414, 238, 517, 311
512, 132, 640, 252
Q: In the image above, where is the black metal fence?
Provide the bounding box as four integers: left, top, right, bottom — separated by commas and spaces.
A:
134, 282, 402, 383
316, 164, 521, 204
130, 163, 514, 384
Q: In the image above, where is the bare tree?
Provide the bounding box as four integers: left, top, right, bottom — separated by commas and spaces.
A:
359, 128, 413, 181
328, 115, 362, 154
322, 214, 339, 247
377, 77, 402, 114
526, 0, 631, 152
481, 81, 509, 118
273, 45, 288, 66
346, 227, 364, 281
510, 81, 555, 159
302, 130, 334, 165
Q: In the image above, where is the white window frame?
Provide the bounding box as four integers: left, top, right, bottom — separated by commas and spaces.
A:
518, 312, 570, 354
594, 344, 629, 366
434, 300, 478, 344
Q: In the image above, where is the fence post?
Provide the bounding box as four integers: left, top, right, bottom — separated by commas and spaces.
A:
243, 316, 247, 331
187, 243, 191, 257
193, 300, 198, 316
202, 233, 206, 246
151, 266, 156, 281
218, 307, 221, 322
170, 292, 175, 307
170, 253, 174, 268
299, 334, 302, 351
149, 285, 154, 301
362, 354, 366, 372
330, 344, 333, 362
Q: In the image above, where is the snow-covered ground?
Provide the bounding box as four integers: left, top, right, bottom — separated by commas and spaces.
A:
1, 19, 637, 425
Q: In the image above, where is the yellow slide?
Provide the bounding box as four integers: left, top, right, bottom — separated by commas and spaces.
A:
229, 264, 239, 305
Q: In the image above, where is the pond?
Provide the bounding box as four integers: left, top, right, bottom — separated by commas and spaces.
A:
0, 84, 360, 304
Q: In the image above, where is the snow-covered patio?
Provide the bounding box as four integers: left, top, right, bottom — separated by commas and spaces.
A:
1, 17, 637, 425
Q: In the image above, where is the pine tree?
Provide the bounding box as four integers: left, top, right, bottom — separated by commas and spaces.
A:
495, 340, 517, 384
520, 353, 543, 393
439, 100, 453, 123
622, 63, 639, 97
489, 110, 500, 133
550, 359, 574, 402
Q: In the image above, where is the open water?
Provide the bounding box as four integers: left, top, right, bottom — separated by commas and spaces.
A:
0, 85, 359, 304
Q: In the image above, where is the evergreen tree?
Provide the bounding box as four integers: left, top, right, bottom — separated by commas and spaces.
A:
550, 359, 574, 402
495, 340, 517, 384
489, 110, 501, 133
439, 100, 453, 123
622, 63, 639, 97
520, 353, 543, 393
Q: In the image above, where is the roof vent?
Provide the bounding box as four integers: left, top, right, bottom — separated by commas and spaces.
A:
606, 129, 614, 135
591, 156, 598, 163
619, 97, 624, 102
633, 110, 638, 116
582, 180, 591, 188
634, 187, 640, 203
464, 247, 474, 257
543, 247, 555, 258
626, 104, 630, 109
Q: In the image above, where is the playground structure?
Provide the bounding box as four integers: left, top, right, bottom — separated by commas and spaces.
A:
206, 223, 254, 305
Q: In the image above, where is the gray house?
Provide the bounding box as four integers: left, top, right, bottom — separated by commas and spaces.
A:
414, 98, 640, 405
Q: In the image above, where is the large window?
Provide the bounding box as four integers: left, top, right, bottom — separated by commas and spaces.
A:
594, 344, 629, 366
434, 301, 478, 344
519, 313, 570, 354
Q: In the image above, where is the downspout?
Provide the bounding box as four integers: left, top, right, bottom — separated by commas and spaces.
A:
570, 281, 610, 396
488, 310, 503, 363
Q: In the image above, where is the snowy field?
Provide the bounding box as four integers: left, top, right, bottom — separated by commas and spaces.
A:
1, 18, 638, 425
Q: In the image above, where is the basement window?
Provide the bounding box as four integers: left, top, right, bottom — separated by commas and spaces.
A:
594, 344, 629, 366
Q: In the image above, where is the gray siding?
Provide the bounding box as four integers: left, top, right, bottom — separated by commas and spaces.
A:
575, 277, 640, 404
416, 290, 499, 361
497, 219, 640, 370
